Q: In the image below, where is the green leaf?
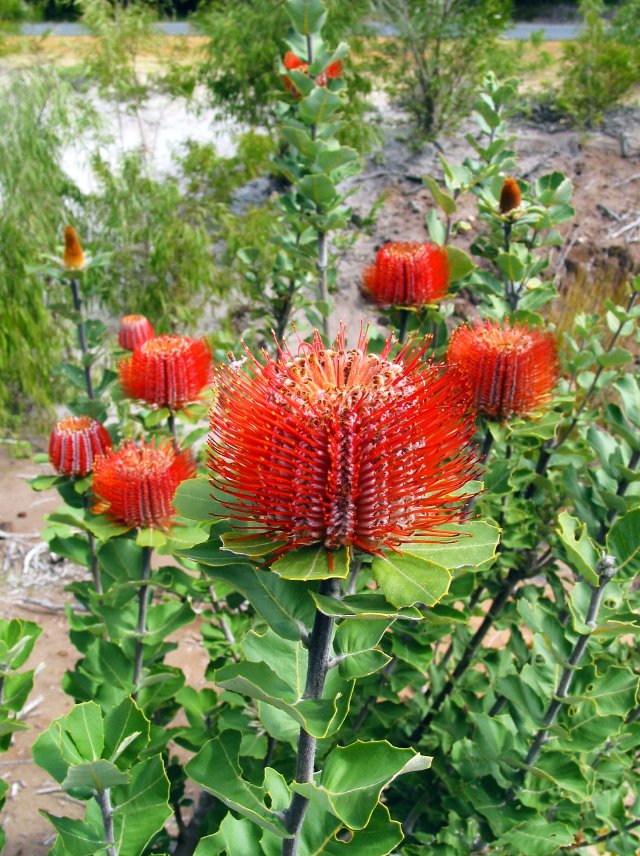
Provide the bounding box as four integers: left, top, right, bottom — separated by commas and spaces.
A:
281, 125, 318, 159
135, 528, 167, 548
173, 477, 226, 522
447, 246, 475, 283
293, 741, 431, 829
334, 619, 392, 679
311, 592, 422, 620
556, 511, 599, 584
531, 752, 589, 803
186, 731, 288, 836
111, 755, 172, 856
41, 814, 106, 856
271, 545, 349, 581
64, 703, 104, 762
298, 173, 337, 210
221, 531, 285, 558
371, 552, 451, 608
103, 698, 150, 769
497, 251, 525, 282
299, 88, 341, 126
195, 813, 263, 855
499, 820, 574, 856
426, 209, 446, 245
423, 176, 457, 215
607, 508, 640, 579
214, 661, 352, 739
62, 760, 129, 792
579, 665, 639, 718
403, 521, 500, 572
287, 0, 327, 34
317, 145, 359, 179
282, 802, 403, 856
28, 474, 66, 491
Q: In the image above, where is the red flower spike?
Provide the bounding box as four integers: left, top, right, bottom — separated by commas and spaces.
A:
499, 178, 522, 215
49, 416, 113, 477
282, 51, 342, 94
92, 439, 196, 529
447, 319, 559, 421
362, 242, 450, 308
208, 324, 478, 556
119, 335, 214, 410
63, 226, 85, 271
118, 315, 156, 351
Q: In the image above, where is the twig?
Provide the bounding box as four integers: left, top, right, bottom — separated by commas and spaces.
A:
69, 277, 95, 400
95, 789, 117, 856
611, 172, 640, 188
132, 546, 152, 699
569, 819, 640, 850
609, 216, 640, 239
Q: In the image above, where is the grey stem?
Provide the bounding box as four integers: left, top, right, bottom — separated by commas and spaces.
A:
397, 308, 410, 344
95, 789, 117, 856
509, 556, 617, 799
82, 493, 102, 595
167, 411, 179, 449
317, 230, 330, 341
132, 546, 152, 699
208, 585, 239, 662
69, 277, 95, 400
281, 576, 341, 856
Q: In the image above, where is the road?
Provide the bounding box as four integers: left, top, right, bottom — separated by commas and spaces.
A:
16, 21, 581, 40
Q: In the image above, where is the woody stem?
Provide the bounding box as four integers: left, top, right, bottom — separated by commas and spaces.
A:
69, 277, 95, 400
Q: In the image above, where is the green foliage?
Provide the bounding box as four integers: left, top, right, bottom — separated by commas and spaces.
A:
0, 68, 91, 426
559, 0, 640, 127
376, 0, 512, 138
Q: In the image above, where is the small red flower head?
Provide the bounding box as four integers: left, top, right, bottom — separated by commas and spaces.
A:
49, 416, 113, 478
119, 335, 214, 410
282, 51, 342, 94
92, 439, 196, 529
208, 325, 478, 555
447, 319, 559, 421
362, 242, 450, 308
118, 315, 156, 351
499, 178, 522, 215
63, 226, 85, 271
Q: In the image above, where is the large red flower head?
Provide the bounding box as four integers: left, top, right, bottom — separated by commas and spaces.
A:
282, 51, 342, 94
362, 242, 450, 308
92, 439, 196, 529
208, 325, 478, 555
119, 335, 214, 410
49, 416, 113, 478
447, 319, 559, 421
118, 314, 155, 351
499, 178, 522, 215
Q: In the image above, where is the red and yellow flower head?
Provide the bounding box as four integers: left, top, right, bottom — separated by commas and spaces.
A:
282, 51, 342, 94
208, 324, 478, 556
118, 315, 156, 351
92, 439, 195, 529
362, 242, 450, 308
447, 319, 559, 421
49, 416, 113, 478
63, 226, 85, 271
499, 178, 522, 215
119, 335, 214, 410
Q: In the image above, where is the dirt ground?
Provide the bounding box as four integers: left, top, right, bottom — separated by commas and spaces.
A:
1, 34, 640, 854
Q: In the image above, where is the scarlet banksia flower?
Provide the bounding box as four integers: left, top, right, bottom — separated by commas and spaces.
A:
499, 178, 522, 215
118, 314, 156, 351
282, 51, 342, 94
208, 325, 478, 555
119, 335, 214, 410
63, 226, 85, 271
92, 439, 196, 529
362, 242, 450, 308
446, 319, 559, 421
49, 416, 112, 478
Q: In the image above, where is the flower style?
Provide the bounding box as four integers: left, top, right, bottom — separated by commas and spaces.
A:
208, 325, 478, 555
63, 226, 85, 271
499, 178, 522, 215
49, 416, 113, 478
118, 315, 156, 351
282, 51, 342, 94
362, 242, 450, 308
119, 335, 214, 410
447, 319, 559, 421
92, 439, 196, 529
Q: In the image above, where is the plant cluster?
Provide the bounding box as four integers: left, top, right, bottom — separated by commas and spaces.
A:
0, 1, 638, 854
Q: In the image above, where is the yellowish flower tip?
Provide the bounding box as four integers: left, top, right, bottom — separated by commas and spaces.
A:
63, 225, 85, 271
499, 178, 522, 215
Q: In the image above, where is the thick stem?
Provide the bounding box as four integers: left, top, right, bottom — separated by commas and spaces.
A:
82, 493, 102, 595
317, 230, 330, 341
411, 566, 524, 743
282, 576, 341, 856
397, 308, 410, 344
69, 277, 95, 400
208, 585, 239, 663
95, 789, 117, 856
506, 557, 617, 801
596, 447, 640, 544
173, 791, 216, 856
167, 411, 179, 449
132, 546, 152, 699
